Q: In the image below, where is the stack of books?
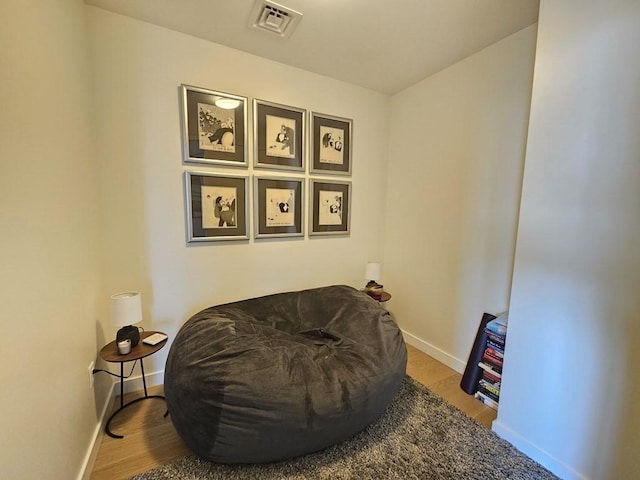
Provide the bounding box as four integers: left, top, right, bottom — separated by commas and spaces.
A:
475, 313, 507, 410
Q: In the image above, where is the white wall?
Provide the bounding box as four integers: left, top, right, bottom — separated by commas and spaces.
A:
0, 1, 103, 478
494, 2, 640, 479
87, 7, 392, 375
384, 26, 537, 370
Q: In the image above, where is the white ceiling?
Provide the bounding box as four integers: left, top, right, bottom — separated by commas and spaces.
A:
85, 0, 539, 95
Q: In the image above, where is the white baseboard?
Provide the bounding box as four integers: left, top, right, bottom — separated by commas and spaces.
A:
78, 381, 116, 480
401, 329, 466, 373
492, 420, 587, 480
121, 369, 165, 395
77, 369, 165, 480
402, 332, 586, 480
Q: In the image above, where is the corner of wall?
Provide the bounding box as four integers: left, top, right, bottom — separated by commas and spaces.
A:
492, 420, 587, 480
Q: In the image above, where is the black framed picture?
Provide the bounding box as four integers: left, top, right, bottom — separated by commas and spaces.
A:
184, 171, 249, 242
254, 176, 304, 238
180, 84, 248, 167
309, 179, 351, 236
310, 112, 352, 175
254, 99, 305, 171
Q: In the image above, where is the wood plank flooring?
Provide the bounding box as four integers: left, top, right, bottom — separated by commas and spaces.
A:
90, 343, 496, 479
404, 344, 497, 428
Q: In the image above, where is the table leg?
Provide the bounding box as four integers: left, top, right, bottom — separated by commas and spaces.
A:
119, 362, 124, 409
140, 358, 148, 397
104, 360, 165, 439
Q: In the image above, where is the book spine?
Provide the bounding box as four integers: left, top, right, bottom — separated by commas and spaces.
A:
486, 332, 507, 346
486, 339, 505, 354
482, 369, 501, 384
478, 361, 502, 378
485, 347, 504, 359
481, 389, 500, 401
476, 391, 499, 410
482, 353, 503, 369
478, 387, 500, 403
483, 351, 504, 366
479, 380, 501, 398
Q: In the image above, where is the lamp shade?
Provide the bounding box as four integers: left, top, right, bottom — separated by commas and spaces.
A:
111, 291, 142, 327
365, 262, 381, 282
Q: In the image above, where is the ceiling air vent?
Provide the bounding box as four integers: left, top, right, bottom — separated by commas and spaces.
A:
249, 0, 302, 39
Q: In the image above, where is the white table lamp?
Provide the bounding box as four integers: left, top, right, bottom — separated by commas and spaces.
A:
364, 262, 384, 299
111, 291, 143, 347
365, 262, 381, 283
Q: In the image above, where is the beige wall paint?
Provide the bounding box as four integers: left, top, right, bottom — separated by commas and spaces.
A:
495, 2, 640, 479
384, 26, 537, 370
88, 7, 392, 376
0, 1, 103, 479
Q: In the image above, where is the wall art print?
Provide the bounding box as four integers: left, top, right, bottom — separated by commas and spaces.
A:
309, 179, 351, 236
254, 176, 304, 238
254, 99, 305, 172
180, 84, 248, 167
310, 112, 352, 176
184, 171, 249, 242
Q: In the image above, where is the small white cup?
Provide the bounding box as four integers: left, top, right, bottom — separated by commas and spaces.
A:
117, 339, 132, 355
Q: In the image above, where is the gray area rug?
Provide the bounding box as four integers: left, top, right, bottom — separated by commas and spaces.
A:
130, 377, 558, 480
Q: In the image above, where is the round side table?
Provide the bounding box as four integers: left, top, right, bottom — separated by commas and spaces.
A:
99, 330, 168, 439
378, 291, 392, 302
361, 290, 392, 302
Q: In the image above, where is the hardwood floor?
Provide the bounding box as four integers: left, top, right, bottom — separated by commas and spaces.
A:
404, 344, 497, 428
90, 344, 497, 479
90, 390, 190, 480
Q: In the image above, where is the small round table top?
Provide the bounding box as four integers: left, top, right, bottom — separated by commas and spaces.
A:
378, 291, 392, 302
361, 290, 392, 302
100, 330, 168, 363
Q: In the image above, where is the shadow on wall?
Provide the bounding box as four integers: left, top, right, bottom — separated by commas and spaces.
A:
92, 318, 111, 421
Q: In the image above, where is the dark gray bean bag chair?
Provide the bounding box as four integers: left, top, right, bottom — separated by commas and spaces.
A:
164, 284, 407, 463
